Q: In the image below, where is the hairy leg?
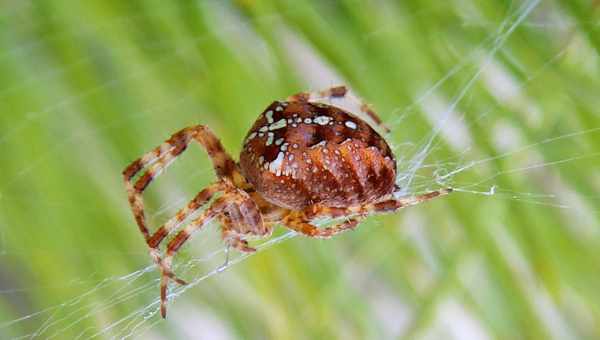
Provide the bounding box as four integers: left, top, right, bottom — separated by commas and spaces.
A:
282, 211, 363, 239
284, 188, 452, 239
122, 125, 239, 244
365, 188, 453, 213
157, 188, 265, 318
156, 196, 229, 318
147, 182, 226, 248
303, 188, 453, 220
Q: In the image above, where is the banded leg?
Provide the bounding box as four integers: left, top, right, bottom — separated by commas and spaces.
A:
147, 182, 226, 249
303, 188, 453, 220
146, 182, 232, 305
122, 125, 238, 243
366, 188, 453, 214
288, 85, 390, 133
158, 189, 265, 318
161, 189, 264, 257
157, 196, 229, 318
283, 213, 363, 239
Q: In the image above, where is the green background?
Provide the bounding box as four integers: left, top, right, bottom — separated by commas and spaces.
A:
1, 1, 600, 339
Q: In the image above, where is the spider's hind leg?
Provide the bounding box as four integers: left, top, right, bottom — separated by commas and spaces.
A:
366, 187, 454, 214
282, 187, 453, 239
282, 209, 363, 239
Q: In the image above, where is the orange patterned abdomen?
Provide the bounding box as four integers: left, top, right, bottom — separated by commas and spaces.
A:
240, 101, 396, 210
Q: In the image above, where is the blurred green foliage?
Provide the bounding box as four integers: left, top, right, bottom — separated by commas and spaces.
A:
1, 0, 599, 339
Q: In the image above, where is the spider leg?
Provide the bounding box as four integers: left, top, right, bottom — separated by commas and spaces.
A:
283, 212, 363, 239
122, 125, 240, 244
156, 196, 229, 318
157, 188, 266, 318
304, 188, 453, 220
288, 85, 390, 133
284, 188, 452, 239
147, 182, 226, 249
365, 187, 453, 214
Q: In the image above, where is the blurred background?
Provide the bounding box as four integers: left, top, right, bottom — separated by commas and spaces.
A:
1, 0, 600, 339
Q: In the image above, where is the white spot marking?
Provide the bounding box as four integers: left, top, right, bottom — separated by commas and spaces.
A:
265, 110, 274, 123
266, 132, 274, 146
275, 106, 284, 112
259, 126, 268, 132
269, 119, 287, 130
314, 116, 331, 125
304, 118, 312, 124
345, 121, 358, 129
275, 138, 284, 146
269, 152, 285, 175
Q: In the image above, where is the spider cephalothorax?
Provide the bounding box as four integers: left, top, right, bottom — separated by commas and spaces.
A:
122, 85, 452, 318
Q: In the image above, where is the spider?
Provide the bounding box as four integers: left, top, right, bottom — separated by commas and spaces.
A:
122, 85, 452, 318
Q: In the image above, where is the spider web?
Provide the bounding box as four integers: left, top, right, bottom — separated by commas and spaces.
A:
1, 1, 599, 339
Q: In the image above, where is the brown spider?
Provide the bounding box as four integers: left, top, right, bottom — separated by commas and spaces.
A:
122, 85, 452, 318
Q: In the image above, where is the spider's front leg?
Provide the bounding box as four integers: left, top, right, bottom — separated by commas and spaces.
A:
122, 125, 241, 246
153, 196, 229, 318
121, 125, 250, 317
157, 188, 265, 318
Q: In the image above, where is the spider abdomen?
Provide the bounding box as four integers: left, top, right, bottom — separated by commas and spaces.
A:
239, 101, 396, 210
